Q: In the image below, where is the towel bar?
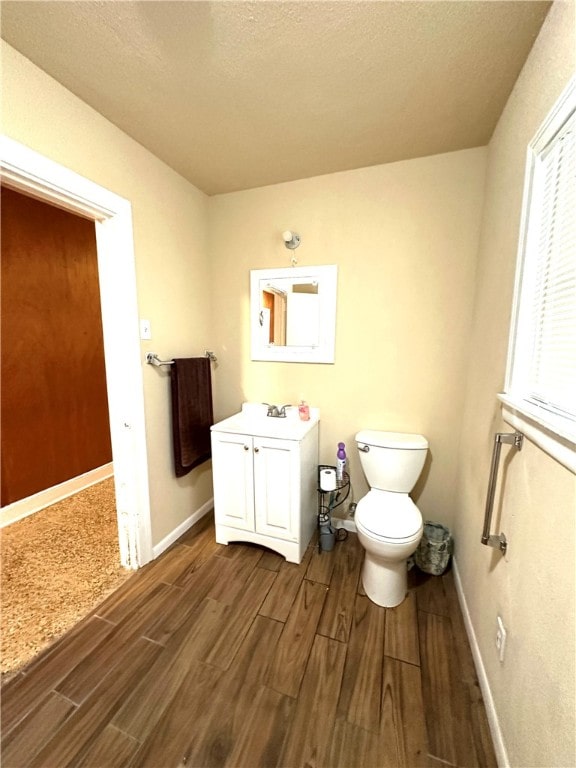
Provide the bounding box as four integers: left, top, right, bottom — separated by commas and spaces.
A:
481, 431, 523, 556
146, 353, 173, 367
146, 350, 218, 367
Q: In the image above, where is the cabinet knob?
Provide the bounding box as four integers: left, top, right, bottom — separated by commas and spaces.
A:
244, 445, 249, 451
254, 447, 260, 453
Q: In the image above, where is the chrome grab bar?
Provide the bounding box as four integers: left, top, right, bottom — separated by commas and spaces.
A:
482, 432, 523, 556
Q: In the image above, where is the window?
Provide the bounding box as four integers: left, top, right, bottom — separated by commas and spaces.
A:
500, 77, 576, 473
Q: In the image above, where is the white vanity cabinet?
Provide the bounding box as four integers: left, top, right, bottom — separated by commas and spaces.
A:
210, 405, 319, 564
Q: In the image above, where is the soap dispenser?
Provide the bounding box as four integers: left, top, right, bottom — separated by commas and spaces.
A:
336, 442, 347, 481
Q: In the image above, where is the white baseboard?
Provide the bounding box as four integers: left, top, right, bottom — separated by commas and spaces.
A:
452, 557, 509, 768
152, 498, 214, 560
0, 463, 114, 528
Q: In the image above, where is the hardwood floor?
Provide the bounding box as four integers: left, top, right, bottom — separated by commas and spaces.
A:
1, 514, 497, 767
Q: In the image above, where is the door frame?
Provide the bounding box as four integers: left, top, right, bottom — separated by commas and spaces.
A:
0, 135, 152, 568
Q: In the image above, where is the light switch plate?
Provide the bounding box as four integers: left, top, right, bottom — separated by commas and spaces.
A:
140, 319, 152, 340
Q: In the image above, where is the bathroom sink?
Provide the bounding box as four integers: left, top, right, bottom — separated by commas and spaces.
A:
211, 402, 319, 440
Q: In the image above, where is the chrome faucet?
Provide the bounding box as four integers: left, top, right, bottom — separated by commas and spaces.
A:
263, 403, 291, 418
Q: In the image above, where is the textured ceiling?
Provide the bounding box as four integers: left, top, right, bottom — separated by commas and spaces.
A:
1, 1, 551, 195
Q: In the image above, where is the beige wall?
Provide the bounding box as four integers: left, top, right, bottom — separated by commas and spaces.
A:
1, 41, 214, 546
208, 147, 487, 527
454, 3, 576, 767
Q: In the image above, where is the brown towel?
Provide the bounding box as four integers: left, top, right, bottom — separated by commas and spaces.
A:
170, 358, 213, 477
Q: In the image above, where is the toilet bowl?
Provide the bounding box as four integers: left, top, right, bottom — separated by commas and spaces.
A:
355, 430, 428, 608
356, 490, 423, 607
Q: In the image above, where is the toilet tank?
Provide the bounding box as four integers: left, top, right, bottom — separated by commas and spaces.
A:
355, 430, 428, 492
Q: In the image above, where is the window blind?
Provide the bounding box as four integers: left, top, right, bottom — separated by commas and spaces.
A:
519, 109, 576, 424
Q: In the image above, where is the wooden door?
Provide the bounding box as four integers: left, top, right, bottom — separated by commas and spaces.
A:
262, 290, 275, 343
1, 187, 112, 506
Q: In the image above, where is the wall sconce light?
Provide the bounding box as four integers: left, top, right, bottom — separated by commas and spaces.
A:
282, 230, 301, 250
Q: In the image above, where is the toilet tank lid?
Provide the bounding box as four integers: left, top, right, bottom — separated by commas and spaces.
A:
355, 430, 428, 449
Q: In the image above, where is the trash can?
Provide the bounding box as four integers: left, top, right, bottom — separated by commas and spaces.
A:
414, 521, 453, 576
319, 524, 337, 552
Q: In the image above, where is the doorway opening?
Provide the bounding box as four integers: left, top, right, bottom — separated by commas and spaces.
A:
0, 136, 152, 569
0, 185, 134, 675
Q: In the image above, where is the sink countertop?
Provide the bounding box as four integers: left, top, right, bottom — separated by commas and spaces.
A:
211, 402, 319, 440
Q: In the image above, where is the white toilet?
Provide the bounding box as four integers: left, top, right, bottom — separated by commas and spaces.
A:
355, 430, 428, 608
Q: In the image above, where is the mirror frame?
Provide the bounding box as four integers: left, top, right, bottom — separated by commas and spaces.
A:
250, 265, 338, 363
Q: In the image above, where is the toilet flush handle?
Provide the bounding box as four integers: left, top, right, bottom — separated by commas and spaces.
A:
358, 444, 370, 453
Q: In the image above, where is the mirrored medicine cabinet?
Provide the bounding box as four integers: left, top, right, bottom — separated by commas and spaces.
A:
250, 265, 338, 363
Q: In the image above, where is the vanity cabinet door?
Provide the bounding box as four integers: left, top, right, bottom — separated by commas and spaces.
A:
253, 437, 299, 542
211, 432, 254, 532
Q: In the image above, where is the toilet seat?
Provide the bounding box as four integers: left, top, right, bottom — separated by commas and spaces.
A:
356, 490, 422, 542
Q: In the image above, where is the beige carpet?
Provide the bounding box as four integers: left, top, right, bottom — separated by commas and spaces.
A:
1, 478, 131, 678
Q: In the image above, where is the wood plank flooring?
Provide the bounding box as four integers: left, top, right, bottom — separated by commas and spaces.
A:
1, 513, 497, 767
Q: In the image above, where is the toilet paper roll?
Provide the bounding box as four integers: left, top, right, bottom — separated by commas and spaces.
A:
320, 468, 337, 492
